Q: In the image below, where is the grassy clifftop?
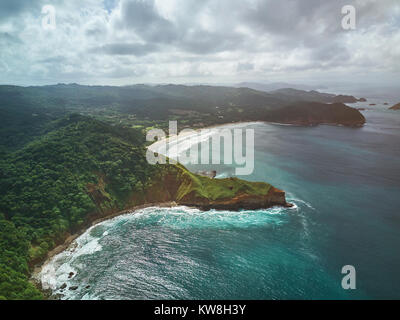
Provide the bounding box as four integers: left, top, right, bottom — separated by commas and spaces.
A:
176, 166, 271, 201
144, 164, 287, 210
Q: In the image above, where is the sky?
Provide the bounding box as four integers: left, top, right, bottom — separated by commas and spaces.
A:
0, 0, 399, 86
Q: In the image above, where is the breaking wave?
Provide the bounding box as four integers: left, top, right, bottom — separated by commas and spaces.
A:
35, 200, 309, 300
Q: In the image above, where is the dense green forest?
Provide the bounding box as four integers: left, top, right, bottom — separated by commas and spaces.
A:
0, 217, 43, 300
0, 112, 278, 300
0, 114, 162, 299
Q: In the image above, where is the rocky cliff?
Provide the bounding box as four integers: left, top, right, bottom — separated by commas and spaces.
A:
179, 187, 291, 211
135, 164, 291, 211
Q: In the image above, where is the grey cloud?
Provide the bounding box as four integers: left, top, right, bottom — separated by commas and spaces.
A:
112, 0, 366, 59
117, 0, 178, 43
103, 66, 146, 78
180, 30, 244, 54
242, 1, 350, 36
237, 62, 254, 72
233, 0, 399, 71
86, 28, 105, 38
0, 0, 399, 85
241, 0, 397, 48
310, 43, 351, 64
114, 0, 245, 55
92, 43, 158, 56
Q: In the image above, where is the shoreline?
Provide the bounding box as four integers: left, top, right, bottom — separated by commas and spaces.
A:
31, 117, 344, 296
148, 119, 365, 154
32, 199, 293, 297
31, 201, 178, 287
32, 120, 288, 296
148, 121, 263, 153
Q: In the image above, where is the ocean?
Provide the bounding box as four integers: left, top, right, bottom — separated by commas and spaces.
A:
37, 99, 400, 300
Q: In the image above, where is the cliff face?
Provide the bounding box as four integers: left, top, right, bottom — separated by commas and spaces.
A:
178, 187, 290, 211
265, 102, 366, 127
140, 165, 291, 211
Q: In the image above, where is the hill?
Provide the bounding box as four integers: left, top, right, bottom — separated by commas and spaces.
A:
265, 102, 366, 127
268, 88, 361, 103
235, 82, 321, 92
0, 115, 288, 299
0, 84, 365, 143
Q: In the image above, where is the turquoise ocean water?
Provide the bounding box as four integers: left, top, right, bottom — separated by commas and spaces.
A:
38, 100, 400, 300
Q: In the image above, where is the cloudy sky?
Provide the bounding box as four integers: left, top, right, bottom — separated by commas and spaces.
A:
0, 0, 399, 86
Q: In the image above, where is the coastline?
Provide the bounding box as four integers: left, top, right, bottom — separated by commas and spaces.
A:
40, 119, 291, 268
31, 201, 178, 288
148, 121, 264, 156
32, 199, 293, 298
32, 120, 286, 297
148, 118, 365, 155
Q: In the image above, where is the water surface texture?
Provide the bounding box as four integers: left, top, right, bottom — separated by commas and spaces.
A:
39, 102, 400, 300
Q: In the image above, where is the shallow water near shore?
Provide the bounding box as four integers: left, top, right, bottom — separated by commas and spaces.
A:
38, 101, 400, 299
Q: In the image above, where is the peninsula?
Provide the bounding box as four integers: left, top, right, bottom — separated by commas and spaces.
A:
0, 113, 290, 299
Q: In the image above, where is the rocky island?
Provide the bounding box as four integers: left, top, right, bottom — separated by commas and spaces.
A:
389, 103, 400, 110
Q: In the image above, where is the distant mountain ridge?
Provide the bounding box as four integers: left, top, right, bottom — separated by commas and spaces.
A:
235, 82, 326, 92
0, 83, 366, 153
0, 83, 362, 110
268, 88, 363, 104
0, 83, 360, 110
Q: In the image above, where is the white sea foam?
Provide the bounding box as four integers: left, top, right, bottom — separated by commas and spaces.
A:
37, 225, 106, 295
111, 205, 292, 231
215, 172, 230, 179
37, 199, 308, 299
289, 198, 315, 210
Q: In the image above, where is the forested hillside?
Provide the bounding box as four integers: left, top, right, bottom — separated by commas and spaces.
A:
0, 84, 365, 133
0, 113, 284, 299
0, 114, 157, 299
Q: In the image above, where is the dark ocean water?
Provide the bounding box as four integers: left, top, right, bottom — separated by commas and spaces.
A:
38, 101, 400, 300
